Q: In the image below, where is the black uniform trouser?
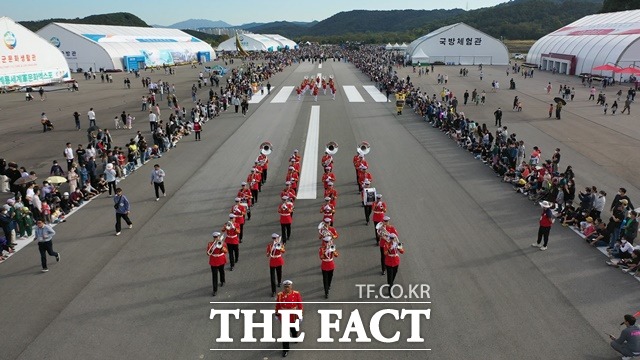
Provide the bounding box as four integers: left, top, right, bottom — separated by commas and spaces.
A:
115, 213, 132, 232
374, 221, 381, 243
537, 226, 551, 247
38, 241, 58, 269
283, 328, 298, 350
364, 205, 372, 223
238, 223, 244, 240
386, 265, 399, 287
211, 265, 225, 293
195, 131, 201, 140
251, 189, 258, 203
227, 244, 239, 268
153, 181, 165, 198
322, 269, 334, 295
262, 169, 267, 183
281, 223, 291, 243
270, 266, 282, 294
380, 247, 386, 272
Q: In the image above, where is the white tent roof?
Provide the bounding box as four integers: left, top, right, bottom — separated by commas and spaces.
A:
528, 9, 640, 73
400, 42, 408, 49
406, 23, 458, 55
411, 48, 430, 61
263, 34, 297, 49
385, 43, 393, 50
392, 42, 400, 49
217, 33, 282, 52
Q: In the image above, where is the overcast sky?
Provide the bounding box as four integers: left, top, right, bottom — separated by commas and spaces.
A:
6, 0, 509, 26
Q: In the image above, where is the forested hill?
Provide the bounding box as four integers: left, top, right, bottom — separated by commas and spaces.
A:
19, 12, 149, 32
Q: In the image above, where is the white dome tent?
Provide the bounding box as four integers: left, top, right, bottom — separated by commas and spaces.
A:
217, 33, 292, 52
406, 22, 509, 65
527, 9, 640, 78
0, 17, 70, 88
411, 48, 430, 65
36, 23, 215, 72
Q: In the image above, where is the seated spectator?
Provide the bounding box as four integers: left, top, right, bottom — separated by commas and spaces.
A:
95, 175, 108, 193
69, 189, 84, 206
579, 216, 595, 235
59, 192, 73, 214
607, 249, 640, 272
588, 220, 610, 247
149, 145, 162, 159
561, 205, 579, 227
82, 180, 99, 199
608, 238, 635, 259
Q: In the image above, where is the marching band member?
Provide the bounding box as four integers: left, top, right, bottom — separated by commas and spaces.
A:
285, 166, 299, 193
322, 166, 335, 190
372, 194, 387, 244
281, 181, 297, 202
319, 236, 339, 299
320, 197, 335, 226
383, 233, 404, 291
231, 197, 247, 242
267, 233, 286, 297
253, 161, 264, 192
257, 152, 269, 184
361, 181, 374, 225
357, 166, 373, 191
221, 214, 241, 271
318, 218, 338, 244
278, 196, 294, 243
247, 168, 261, 204
313, 85, 319, 102
377, 216, 398, 274
353, 153, 368, 183
237, 182, 253, 219
330, 84, 337, 100
324, 182, 338, 208
321, 151, 333, 171
207, 232, 227, 297
291, 149, 301, 163
322, 78, 328, 95
296, 86, 302, 101
275, 280, 303, 358
289, 156, 301, 173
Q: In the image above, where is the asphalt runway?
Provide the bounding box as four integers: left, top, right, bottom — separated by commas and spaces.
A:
1, 58, 639, 360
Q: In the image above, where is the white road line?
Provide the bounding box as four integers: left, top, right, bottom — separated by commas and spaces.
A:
270, 86, 294, 103
248, 87, 271, 104
342, 85, 365, 102
297, 105, 320, 199
318, 63, 323, 69
363, 85, 389, 102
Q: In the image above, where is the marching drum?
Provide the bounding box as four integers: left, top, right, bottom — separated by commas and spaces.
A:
362, 187, 377, 206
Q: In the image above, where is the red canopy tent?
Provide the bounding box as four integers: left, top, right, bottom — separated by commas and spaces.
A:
593, 64, 622, 71
614, 66, 640, 74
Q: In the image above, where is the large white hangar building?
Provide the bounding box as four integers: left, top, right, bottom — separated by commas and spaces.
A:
527, 10, 640, 76
406, 22, 509, 65
0, 17, 70, 88
36, 23, 216, 72
216, 33, 297, 52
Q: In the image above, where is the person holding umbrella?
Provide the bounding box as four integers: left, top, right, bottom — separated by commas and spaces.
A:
553, 97, 566, 119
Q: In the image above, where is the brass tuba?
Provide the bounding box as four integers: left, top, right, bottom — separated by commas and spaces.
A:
260, 141, 272, 155
326, 141, 338, 155
357, 141, 370, 155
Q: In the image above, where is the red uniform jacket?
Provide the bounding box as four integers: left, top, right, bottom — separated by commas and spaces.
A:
383, 241, 404, 267
322, 172, 335, 188
267, 242, 285, 267
238, 188, 253, 207
321, 154, 333, 168
247, 173, 261, 190
372, 201, 387, 223
278, 203, 294, 224
281, 188, 297, 201
257, 154, 269, 169
223, 225, 240, 245
319, 246, 338, 271
275, 290, 303, 323
207, 242, 228, 267
320, 203, 335, 222
231, 204, 246, 225
319, 225, 339, 240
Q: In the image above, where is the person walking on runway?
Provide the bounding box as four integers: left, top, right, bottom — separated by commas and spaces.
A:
35, 219, 60, 272
383, 233, 404, 293
532, 200, 555, 251
207, 232, 227, 296
372, 194, 387, 244
150, 164, 166, 201
231, 198, 247, 242
267, 233, 285, 297
278, 196, 294, 243
113, 188, 132, 236
222, 214, 240, 270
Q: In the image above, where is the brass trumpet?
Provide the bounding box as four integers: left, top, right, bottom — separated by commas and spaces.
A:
224, 221, 234, 230
207, 240, 223, 255
275, 242, 282, 250
329, 244, 336, 252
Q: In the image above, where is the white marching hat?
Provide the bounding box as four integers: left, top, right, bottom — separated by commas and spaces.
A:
323, 236, 332, 241
282, 280, 293, 286
324, 196, 331, 201
229, 213, 236, 218
324, 217, 332, 223
282, 195, 289, 200
376, 194, 382, 198
234, 197, 241, 201
272, 233, 280, 238
212, 231, 221, 237
241, 181, 247, 185
383, 215, 391, 221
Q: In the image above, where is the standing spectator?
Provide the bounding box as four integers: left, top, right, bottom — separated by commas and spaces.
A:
63, 143, 75, 171
150, 164, 166, 201
551, 148, 561, 173
532, 201, 555, 251
87, 108, 96, 127
104, 163, 117, 196
193, 121, 202, 141
608, 314, 640, 359
611, 188, 634, 212
73, 111, 81, 130
49, 160, 65, 177
494, 107, 502, 127
113, 187, 132, 236
591, 190, 606, 220
148, 110, 157, 132
34, 219, 60, 272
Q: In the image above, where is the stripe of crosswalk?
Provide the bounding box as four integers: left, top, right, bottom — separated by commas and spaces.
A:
342, 85, 365, 102
271, 86, 294, 103
362, 85, 390, 102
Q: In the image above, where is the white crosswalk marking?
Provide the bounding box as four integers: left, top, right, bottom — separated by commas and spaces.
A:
318, 63, 323, 69
342, 85, 365, 102
271, 86, 294, 103
248, 87, 271, 104
297, 105, 320, 199
363, 85, 389, 102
